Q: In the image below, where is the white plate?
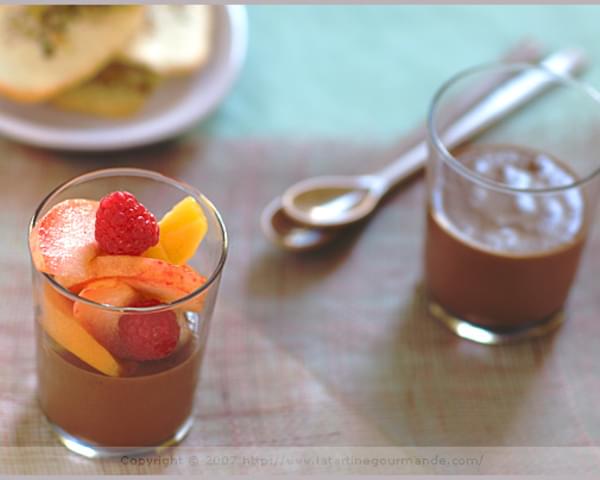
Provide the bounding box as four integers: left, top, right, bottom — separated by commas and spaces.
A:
0, 5, 248, 151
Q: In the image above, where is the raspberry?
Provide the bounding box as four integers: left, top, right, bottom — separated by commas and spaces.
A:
119, 300, 180, 361
95, 191, 159, 255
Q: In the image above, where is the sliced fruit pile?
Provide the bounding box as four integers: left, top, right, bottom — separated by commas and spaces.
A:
30, 191, 208, 376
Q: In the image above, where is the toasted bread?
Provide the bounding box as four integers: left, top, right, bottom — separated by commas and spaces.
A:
51, 62, 160, 118
120, 5, 213, 76
0, 5, 145, 103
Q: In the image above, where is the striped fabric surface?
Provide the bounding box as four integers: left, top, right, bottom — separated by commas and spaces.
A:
1, 136, 599, 473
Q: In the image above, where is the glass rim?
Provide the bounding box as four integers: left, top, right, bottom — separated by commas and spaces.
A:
427, 61, 600, 194
28, 167, 228, 313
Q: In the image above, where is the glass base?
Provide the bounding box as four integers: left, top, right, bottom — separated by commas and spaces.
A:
47, 415, 194, 459
426, 297, 564, 345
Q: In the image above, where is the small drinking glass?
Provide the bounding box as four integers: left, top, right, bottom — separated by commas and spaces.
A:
425, 64, 600, 344
29, 168, 227, 457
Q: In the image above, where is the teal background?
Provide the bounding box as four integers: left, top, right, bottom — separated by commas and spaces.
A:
202, 5, 600, 141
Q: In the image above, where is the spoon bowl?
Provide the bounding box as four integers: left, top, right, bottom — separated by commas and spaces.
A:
260, 196, 340, 252
281, 175, 384, 228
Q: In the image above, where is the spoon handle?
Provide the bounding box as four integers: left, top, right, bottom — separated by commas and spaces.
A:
374, 47, 588, 192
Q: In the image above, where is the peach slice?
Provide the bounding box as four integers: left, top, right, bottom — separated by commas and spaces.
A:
30, 199, 99, 284
144, 196, 207, 265
40, 284, 122, 377
65, 255, 207, 306
73, 278, 142, 358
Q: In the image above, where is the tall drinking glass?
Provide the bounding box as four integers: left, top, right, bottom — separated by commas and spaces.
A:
425, 64, 600, 344
29, 168, 227, 457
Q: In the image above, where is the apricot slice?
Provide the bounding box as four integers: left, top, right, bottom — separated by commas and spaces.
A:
144, 196, 207, 265
29, 199, 99, 283
40, 284, 122, 377
73, 278, 141, 358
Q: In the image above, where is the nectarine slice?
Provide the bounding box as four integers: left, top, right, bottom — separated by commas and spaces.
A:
41, 284, 122, 377
144, 196, 207, 265
65, 256, 206, 305
30, 199, 99, 283
73, 278, 142, 358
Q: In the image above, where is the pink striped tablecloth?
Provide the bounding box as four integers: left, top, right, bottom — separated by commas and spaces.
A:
1, 136, 600, 474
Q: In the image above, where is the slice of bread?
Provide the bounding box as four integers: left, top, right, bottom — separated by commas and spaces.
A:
0, 6, 144, 103
120, 5, 213, 76
51, 62, 160, 118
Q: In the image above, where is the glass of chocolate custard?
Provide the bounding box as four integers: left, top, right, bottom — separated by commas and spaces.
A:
425, 64, 600, 344
29, 168, 228, 457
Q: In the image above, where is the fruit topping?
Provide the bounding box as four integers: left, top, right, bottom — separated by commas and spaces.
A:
95, 191, 159, 255
33, 190, 209, 371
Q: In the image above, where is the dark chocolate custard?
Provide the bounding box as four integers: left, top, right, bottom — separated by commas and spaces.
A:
37, 326, 202, 447
425, 144, 587, 328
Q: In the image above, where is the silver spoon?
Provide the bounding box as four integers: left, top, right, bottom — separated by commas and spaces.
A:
276, 47, 587, 230
261, 47, 585, 251
261, 40, 544, 252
